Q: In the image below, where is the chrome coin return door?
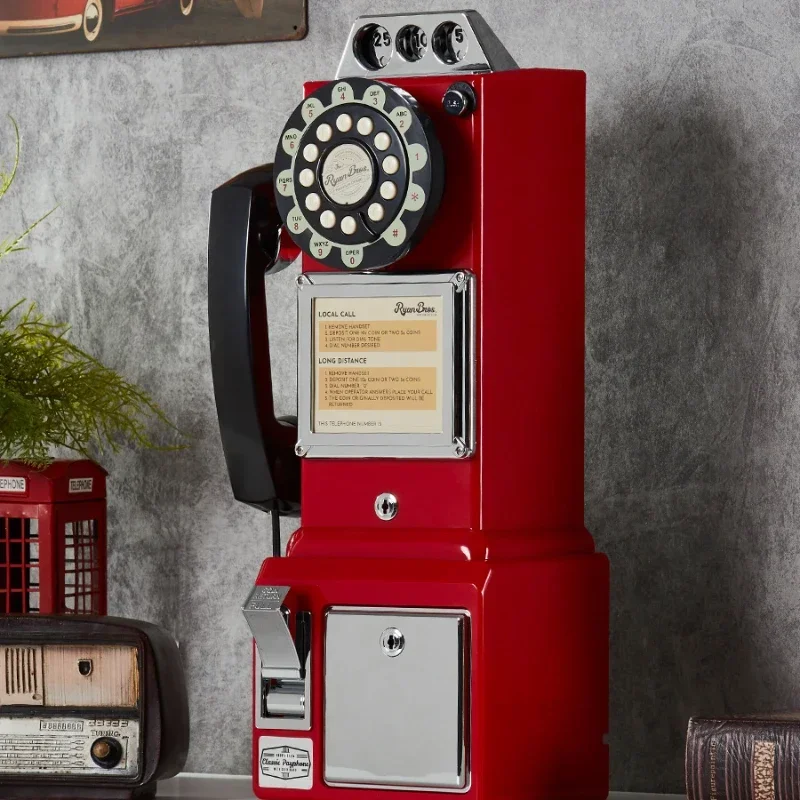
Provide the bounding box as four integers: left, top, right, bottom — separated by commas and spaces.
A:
325, 607, 468, 791
243, 586, 312, 730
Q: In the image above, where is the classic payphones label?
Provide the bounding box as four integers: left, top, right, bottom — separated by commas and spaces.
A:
0, 716, 139, 777
258, 736, 313, 790
312, 296, 444, 434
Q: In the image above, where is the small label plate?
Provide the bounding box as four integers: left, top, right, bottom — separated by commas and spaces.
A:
0, 477, 26, 494
0, 716, 140, 777
258, 736, 313, 790
68, 478, 94, 494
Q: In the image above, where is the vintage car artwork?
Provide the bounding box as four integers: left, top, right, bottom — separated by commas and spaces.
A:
0, 0, 305, 58
0, 0, 194, 42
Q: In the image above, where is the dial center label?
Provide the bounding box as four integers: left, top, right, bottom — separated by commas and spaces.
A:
320, 143, 374, 207
313, 295, 444, 434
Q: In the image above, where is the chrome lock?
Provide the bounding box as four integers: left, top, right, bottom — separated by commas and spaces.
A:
374, 493, 398, 521
380, 627, 405, 657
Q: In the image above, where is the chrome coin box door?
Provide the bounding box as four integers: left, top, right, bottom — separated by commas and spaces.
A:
324, 607, 469, 791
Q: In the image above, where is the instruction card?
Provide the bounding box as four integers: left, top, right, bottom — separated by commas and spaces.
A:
313, 295, 444, 434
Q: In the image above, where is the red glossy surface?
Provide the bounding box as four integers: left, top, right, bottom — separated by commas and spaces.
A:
300, 69, 586, 535
250, 68, 608, 800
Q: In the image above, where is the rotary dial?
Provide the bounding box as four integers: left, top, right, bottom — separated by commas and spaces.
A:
274, 77, 443, 271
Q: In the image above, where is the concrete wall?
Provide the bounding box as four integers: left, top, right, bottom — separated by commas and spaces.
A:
2, 0, 799, 791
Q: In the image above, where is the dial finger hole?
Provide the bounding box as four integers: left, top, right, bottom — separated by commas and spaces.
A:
316, 123, 333, 142
336, 113, 353, 132
382, 155, 400, 175
380, 181, 397, 200
303, 143, 319, 161
299, 168, 315, 187
368, 202, 385, 222
341, 215, 357, 235
374, 131, 391, 151
320, 210, 336, 229
305, 193, 321, 212
357, 117, 374, 135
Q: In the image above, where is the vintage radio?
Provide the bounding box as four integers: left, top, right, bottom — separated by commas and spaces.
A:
0, 615, 189, 799
208, 10, 609, 799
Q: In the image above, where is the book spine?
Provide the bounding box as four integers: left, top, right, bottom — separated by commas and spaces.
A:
686, 719, 800, 800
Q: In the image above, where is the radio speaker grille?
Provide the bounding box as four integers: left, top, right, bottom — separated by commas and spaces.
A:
1, 646, 43, 705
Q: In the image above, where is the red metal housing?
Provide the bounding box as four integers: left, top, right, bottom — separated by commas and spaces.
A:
252, 67, 609, 800
0, 460, 107, 616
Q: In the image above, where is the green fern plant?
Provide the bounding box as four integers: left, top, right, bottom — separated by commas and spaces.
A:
0, 117, 183, 467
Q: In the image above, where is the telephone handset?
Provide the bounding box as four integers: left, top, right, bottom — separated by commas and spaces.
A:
208, 165, 300, 515
208, 79, 444, 514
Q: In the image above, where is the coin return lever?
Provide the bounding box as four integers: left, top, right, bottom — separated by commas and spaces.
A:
242, 586, 311, 724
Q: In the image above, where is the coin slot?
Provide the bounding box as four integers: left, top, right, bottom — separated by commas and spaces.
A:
353, 23, 393, 71
396, 24, 428, 63
432, 21, 468, 65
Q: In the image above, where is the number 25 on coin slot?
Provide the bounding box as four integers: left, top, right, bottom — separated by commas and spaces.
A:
208, 10, 609, 800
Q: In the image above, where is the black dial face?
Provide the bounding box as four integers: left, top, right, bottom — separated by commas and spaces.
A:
274, 77, 443, 271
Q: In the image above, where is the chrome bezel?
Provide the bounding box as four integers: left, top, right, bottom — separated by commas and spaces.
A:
296, 271, 475, 459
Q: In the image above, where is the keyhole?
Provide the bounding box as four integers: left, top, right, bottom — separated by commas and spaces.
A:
374, 493, 398, 521
381, 627, 404, 657
78, 659, 93, 677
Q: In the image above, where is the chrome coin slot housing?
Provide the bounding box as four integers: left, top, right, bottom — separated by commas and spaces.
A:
337, 11, 518, 79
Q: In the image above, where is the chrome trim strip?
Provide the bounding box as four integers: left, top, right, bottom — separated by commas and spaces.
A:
0, 14, 82, 34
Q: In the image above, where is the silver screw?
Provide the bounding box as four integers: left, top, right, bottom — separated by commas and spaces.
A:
374, 492, 398, 521
296, 274, 310, 287
453, 439, 467, 458
454, 271, 465, 284
295, 443, 306, 456
380, 627, 405, 657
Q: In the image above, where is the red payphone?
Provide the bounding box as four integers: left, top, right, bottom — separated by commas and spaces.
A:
208, 11, 609, 799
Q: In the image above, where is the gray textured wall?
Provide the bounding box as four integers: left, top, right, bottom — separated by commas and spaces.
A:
1, 0, 797, 792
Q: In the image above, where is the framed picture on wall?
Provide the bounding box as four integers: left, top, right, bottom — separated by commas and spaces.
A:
0, 0, 305, 58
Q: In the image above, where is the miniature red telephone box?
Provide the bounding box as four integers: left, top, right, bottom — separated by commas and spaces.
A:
0, 460, 107, 616
209, 11, 609, 800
